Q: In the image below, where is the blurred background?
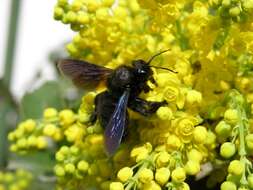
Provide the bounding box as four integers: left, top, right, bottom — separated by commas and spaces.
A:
0, 0, 74, 99
0, 0, 82, 182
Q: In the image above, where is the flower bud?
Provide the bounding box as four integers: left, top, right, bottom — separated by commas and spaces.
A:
224, 109, 238, 125
171, 167, 186, 183
155, 167, 170, 185
36, 136, 47, 149
54, 165, 65, 177
215, 121, 231, 137
246, 134, 253, 150
110, 182, 124, 190
117, 167, 133, 182
220, 142, 236, 158
55, 152, 65, 162
156, 151, 171, 168
184, 160, 200, 175
181, 182, 190, 190
43, 124, 57, 136
141, 181, 161, 190
77, 160, 89, 172
187, 149, 203, 163
156, 107, 173, 120
220, 181, 237, 190
24, 119, 36, 132
247, 174, 253, 188
65, 163, 76, 173
186, 90, 202, 104
139, 168, 154, 184
166, 135, 182, 151
43, 108, 58, 119
193, 126, 207, 144
229, 7, 241, 17
228, 160, 244, 176
59, 109, 75, 126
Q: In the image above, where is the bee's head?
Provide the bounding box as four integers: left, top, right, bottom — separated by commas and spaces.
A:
131, 49, 177, 82
132, 59, 153, 81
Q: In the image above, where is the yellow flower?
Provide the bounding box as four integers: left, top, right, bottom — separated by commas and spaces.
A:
139, 168, 154, 184
163, 86, 179, 102
175, 118, 195, 143
156, 106, 173, 120
155, 151, 171, 168
131, 146, 149, 162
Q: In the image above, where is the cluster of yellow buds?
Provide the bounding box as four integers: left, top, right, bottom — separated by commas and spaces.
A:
0, 169, 32, 190
205, 90, 253, 189
8, 106, 93, 154
8, 119, 48, 153
110, 142, 201, 190
209, 0, 253, 22
7, 0, 253, 189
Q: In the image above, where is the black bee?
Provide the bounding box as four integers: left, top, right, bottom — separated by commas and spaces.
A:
58, 50, 176, 155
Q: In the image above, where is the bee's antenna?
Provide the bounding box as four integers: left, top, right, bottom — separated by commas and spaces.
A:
147, 49, 170, 65
150, 66, 177, 73
147, 49, 177, 73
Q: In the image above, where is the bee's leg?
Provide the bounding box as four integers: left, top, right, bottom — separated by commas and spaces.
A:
89, 91, 107, 125
128, 97, 167, 116
143, 84, 151, 93
89, 111, 97, 124
143, 77, 158, 93
150, 76, 158, 86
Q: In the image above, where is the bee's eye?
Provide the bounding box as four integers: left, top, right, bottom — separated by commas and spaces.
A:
138, 69, 146, 74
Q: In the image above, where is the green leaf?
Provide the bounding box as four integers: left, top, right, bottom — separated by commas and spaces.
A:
10, 152, 56, 190
20, 81, 65, 119
0, 79, 18, 168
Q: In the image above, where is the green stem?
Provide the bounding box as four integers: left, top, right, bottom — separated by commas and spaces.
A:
235, 96, 248, 185
3, 0, 21, 87
0, 0, 22, 169
238, 122, 246, 157
125, 162, 149, 190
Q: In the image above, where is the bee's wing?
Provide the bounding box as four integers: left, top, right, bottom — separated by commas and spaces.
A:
104, 89, 130, 156
58, 59, 113, 89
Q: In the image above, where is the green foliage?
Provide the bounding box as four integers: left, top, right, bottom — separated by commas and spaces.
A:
20, 81, 65, 119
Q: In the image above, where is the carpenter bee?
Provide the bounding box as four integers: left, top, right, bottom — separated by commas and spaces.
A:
58, 50, 176, 155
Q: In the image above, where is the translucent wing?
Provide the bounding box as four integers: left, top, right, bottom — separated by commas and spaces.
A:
104, 89, 130, 156
58, 59, 112, 89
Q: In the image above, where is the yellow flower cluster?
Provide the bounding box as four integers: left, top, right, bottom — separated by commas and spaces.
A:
7, 0, 253, 189
0, 169, 32, 190
209, 0, 253, 22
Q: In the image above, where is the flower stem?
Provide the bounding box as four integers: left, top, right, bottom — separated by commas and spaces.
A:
0, 0, 22, 169
3, 0, 21, 87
